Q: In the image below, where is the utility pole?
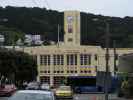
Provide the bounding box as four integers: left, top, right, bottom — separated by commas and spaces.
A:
92, 19, 110, 100
105, 21, 110, 100
113, 40, 117, 75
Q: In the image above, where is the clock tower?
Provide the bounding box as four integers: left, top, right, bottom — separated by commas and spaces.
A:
64, 11, 80, 46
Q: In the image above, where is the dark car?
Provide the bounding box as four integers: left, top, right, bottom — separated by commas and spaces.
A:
0, 84, 17, 96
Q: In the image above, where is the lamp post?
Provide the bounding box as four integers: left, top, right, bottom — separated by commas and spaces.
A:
105, 21, 110, 100
113, 40, 117, 75
92, 18, 110, 100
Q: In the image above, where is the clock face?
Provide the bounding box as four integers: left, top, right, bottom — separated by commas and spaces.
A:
67, 16, 73, 23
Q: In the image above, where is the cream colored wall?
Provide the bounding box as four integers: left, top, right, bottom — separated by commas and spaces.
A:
97, 48, 133, 74
15, 45, 133, 84
17, 45, 100, 76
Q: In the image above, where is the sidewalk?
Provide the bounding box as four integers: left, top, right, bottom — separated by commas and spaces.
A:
109, 94, 133, 100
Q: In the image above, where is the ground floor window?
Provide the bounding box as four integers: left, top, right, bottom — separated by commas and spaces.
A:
40, 76, 50, 84
54, 76, 66, 86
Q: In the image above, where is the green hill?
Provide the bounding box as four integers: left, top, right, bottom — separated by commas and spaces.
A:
0, 6, 133, 48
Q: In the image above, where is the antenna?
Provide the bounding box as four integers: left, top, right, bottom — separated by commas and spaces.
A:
57, 24, 60, 47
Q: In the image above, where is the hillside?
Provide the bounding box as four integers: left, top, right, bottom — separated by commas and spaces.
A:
0, 6, 133, 48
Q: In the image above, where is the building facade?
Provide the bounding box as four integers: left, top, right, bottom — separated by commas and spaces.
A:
17, 11, 133, 86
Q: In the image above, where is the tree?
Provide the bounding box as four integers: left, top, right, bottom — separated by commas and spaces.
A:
0, 6, 133, 47
0, 25, 25, 45
0, 48, 37, 84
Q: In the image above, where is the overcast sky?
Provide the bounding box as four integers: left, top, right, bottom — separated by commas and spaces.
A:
0, 0, 132, 17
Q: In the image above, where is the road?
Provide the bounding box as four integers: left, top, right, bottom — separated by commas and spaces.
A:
0, 94, 131, 100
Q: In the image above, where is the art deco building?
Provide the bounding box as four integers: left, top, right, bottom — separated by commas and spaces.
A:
16, 11, 133, 86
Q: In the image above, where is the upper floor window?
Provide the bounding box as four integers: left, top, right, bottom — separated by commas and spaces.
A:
80, 54, 91, 65
40, 55, 50, 65
115, 54, 118, 60
67, 54, 77, 65
68, 38, 73, 42
68, 24, 73, 33
67, 16, 73, 33
94, 54, 98, 61
53, 55, 64, 65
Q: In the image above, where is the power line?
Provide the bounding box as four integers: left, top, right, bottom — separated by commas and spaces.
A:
31, 0, 40, 7
42, 0, 51, 9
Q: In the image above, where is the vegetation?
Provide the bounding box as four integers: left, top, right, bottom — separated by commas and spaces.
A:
0, 48, 37, 84
0, 6, 133, 47
0, 25, 24, 45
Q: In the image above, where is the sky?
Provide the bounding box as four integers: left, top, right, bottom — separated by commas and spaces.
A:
0, 0, 132, 17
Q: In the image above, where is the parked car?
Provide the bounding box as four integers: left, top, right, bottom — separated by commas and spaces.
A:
40, 83, 50, 90
8, 90, 55, 100
0, 84, 17, 96
55, 86, 73, 99
26, 82, 40, 90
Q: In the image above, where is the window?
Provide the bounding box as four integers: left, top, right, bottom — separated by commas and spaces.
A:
88, 55, 91, 65
80, 71, 83, 73
70, 71, 74, 73
68, 38, 73, 42
115, 54, 118, 60
47, 71, 50, 73
61, 55, 64, 65
53, 55, 64, 65
88, 70, 91, 73
67, 54, 77, 65
40, 71, 44, 73
75, 71, 77, 73
40, 76, 50, 84
33, 55, 37, 62
67, 16, 73, 33
84, 71, 87, 73
40, 55, 50, 65
94, 54, 98, 60
40, 71, 50, 73
61, 71, 64, 73
80, 54, 91, 65
68, 24, 73, 33
95, 66, 97, 72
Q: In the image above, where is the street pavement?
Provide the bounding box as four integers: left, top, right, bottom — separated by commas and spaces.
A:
0, 93, 132, 100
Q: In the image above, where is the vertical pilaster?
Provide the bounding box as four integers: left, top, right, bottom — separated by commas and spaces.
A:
50, 54, 53, 75
50, 76, 54, 86
91, 54, 94, 66
64, 54, 67, 74
37, 54, 40, 82
50, 54, 54, 86
77, 53, 80, 74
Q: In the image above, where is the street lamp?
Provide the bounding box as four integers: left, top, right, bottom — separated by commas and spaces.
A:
92, 18, 110, 100
113, 40, 118, 75
105, 20, 110, 100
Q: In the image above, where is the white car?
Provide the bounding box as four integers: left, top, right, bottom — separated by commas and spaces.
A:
40, 83, 50, 90
8, 90, 55, 100
26, 82, 40, 90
